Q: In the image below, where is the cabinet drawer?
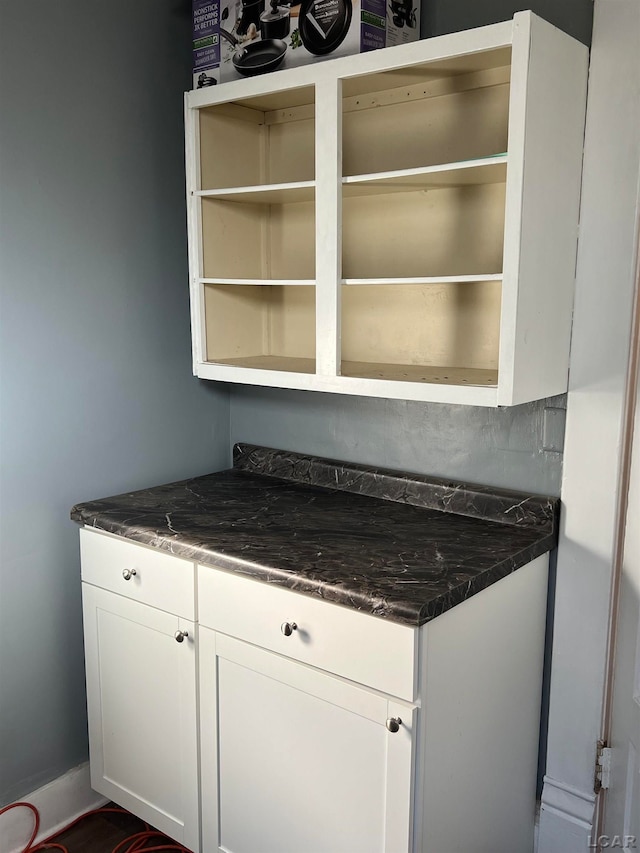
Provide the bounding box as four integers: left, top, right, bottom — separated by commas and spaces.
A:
198, 566, 417, 701
80, 529, 195, 619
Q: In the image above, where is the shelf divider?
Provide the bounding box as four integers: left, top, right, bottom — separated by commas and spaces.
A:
315, 79, 342, 378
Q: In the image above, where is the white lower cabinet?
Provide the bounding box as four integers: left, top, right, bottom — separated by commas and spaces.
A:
80, 528, 549, 853
81, 582, 199, 852
195, 555, 550, 853
198, 629, 415, 853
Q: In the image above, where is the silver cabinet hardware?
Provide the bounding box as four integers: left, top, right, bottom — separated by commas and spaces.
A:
386, 717, 402, 733
122, 568, 137, 581
281, 621, 297, 637
174, 630, 189, 643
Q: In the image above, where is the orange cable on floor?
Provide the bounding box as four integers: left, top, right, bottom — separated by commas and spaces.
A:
0, 802, 192, 853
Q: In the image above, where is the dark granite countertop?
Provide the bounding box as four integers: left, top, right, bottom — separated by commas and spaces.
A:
71, 444, 559, 627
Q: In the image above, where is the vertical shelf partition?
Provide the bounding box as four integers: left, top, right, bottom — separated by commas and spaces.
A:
185, 12, 589, 405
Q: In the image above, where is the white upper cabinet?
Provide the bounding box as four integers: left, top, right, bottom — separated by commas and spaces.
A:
185, 12, 588, 406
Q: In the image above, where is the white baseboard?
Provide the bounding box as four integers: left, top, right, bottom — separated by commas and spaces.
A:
538, 775, 597, 853
1, 762, 108, 853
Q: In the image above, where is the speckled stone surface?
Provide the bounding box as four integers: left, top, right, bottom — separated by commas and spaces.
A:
234, 444, 557, 529
71, 444, 559, 626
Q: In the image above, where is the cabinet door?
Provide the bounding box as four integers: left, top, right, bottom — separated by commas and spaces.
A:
199, 629, 415, 853
82, 584, 199, 851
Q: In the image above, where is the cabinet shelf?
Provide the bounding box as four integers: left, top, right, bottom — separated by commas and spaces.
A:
205, 355, 316, 374
342, 157, 507, 197
341, 361, 498, 386
196, 181, 316, 205
342, 275, 503, 286
200, 278, 315, 287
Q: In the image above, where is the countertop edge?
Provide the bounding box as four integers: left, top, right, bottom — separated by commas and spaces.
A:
73, 513, 555, 627
71, 446, 559, 628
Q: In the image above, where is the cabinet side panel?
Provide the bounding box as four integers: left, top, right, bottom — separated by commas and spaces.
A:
499, 15, 588, 405
417, 555, 548, 853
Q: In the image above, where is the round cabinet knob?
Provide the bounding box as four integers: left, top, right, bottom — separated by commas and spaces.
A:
281, 621, 298, 637
386, 717, 402, 733
174, 630, 189, 643
122, 568, 137, 581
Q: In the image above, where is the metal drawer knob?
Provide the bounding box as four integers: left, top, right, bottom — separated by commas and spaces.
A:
386, 717, 402, 733
122, 568, 137, 581
174, 630, 189, 643
281, 621, 297, 637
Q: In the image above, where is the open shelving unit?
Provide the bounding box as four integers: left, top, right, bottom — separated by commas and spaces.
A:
185, 12, 588, 406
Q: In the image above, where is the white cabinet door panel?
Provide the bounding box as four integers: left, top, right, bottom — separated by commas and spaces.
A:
82, 584, 199, 852
199, 628, 415, 853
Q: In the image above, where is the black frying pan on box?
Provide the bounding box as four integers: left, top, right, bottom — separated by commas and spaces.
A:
298, 0, 352, 55
219, 27, 287, 76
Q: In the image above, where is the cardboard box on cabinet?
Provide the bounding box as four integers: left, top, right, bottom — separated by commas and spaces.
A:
193, 0, 420, 88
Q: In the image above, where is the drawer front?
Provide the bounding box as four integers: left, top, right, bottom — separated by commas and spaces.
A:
198, 566, 417, 701
80, 528, 195, 619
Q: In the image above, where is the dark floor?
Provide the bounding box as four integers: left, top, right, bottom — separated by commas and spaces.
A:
41, 805, 190, 852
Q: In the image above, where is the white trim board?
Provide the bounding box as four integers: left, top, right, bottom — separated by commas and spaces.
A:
540, 0, 640, 849
1, 763, 107, 853
540, 775, 597, 832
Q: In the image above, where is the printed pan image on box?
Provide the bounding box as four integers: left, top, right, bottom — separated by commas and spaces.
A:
193, 0, 420, 87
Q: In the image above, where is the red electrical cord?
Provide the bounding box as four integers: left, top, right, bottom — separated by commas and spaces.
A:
0, 802, 192, 853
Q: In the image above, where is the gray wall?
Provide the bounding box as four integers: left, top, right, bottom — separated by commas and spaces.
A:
0, 1, 229, 805
422, 0, 593, 45
230, 388, 567, 495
